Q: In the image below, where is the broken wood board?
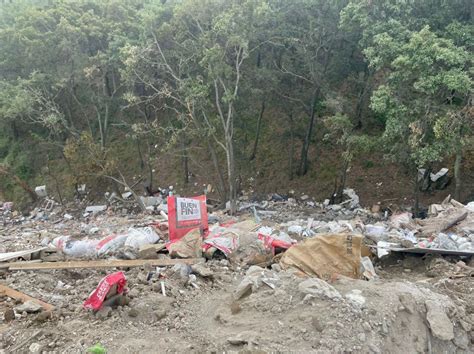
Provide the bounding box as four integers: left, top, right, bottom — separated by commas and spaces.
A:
0, 259, 42, 269
8, 258, 204, 271
0, 247, 46, 263
389, 247, 474, 257
0, 284, 54, 311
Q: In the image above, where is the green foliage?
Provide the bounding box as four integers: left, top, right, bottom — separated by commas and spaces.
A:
0, 0, 472, 205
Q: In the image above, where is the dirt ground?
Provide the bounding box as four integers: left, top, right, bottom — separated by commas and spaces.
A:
0, 203, 473, 353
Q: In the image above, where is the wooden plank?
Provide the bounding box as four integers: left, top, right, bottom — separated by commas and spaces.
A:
0, 260, 43, 269
0, 247, 46, 262
8, 258, 203, 271
0, 284, 54, 311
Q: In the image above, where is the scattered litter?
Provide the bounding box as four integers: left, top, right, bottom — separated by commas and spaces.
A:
84, 271, 127, 311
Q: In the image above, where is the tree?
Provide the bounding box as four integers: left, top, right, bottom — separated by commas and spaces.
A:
369, 27, 472, 210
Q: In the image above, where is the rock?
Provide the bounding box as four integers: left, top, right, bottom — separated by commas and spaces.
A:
29, 343, 43, 353
311, 317, 324, 332
459, 319, 472, 332
154, 310, 167, 320
230, 302, 241, 315
358, 333, 366, 342
234, 279, 253, 300
128, 288, 140, 298
34, 310, 52, 323
381, 319, 389, 334
3, 308, 15, 322
191, 263, 213, 278
398, 293, 416, 314
345, 290, 366, 308
128, 308, 139, 318
298, 278, 342, 300
227, 337, 248, 345
425, 300, 454, 341
95, 306, 112, 320
14, 300, 43, 313
453, 329, 469, 349
271, 264, 282, 272
362, 322, 372, 332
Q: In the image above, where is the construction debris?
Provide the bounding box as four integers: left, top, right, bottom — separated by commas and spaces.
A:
0, 190, 473, 352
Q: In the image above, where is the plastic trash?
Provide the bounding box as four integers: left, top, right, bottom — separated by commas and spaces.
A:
87, 344, 106, 354
52, 236, 100, 257
124, 227, 160, 249
84, 271, 127, 311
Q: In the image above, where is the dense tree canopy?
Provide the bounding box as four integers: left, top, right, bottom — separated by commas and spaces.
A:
0, 0, 472, 208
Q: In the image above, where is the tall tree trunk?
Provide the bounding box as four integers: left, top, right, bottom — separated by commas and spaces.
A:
207, 140, 226, 203
335, 159, 350, 203
414, 169, 420, 217
225, 135, 237, 214
454, 147, 462, 201
298, 90, 319, 176
249, 100, 265, 161
354, 67, 371, 129
182, 134, 189, 185
288, 113, 294, 180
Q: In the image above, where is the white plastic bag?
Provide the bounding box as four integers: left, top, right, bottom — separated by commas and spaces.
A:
124, 227, 160, 249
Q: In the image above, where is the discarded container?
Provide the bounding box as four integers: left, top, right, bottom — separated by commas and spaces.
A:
83, 271, 127, 311
167, 195, 208, 242
35, 185, 47, 198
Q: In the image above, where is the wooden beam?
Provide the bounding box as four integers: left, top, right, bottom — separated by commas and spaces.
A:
8, 258, 203, 271
0, 284, 54, 311
0, 247, 46, 262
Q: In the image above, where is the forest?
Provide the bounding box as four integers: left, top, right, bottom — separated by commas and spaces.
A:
0, 0, 472, 212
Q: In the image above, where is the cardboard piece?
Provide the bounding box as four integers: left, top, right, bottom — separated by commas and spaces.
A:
280, 233, 362, 279
168, 229, 203, 258
167, 195, 208, 242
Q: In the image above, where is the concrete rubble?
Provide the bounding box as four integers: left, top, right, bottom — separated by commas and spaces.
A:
0, 189, 473, 352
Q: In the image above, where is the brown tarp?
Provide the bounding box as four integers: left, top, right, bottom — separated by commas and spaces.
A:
280, 233, 362, 279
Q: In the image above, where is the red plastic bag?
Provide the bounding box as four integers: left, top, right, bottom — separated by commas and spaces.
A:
167, 195, 208, 242
83, 271, 127, 311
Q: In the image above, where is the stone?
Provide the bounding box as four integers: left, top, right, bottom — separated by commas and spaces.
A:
358, 333, 366, 342
95, 306, 112, 320
311, 317, 324, 332
345, 290, 366, 308
14, 301, 43, 313
191, 263, 213, 278
398, 293, 416, 314
362, 322, 372, 332
128, 308, 139, 318
227, 337, 248, 345
459, 319, 471, 332
29, 343, 43, 353
230, 302, 241, 315
234, 279, 253, 300
34, 310, 52, 323
298, 278, 342, 300
425, 300, 454, 341
453, 330, 469, 350
3, 309, 15, 322
154, 310, 167, 320
84, 205, 107, 213
271, 264, 282, 272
